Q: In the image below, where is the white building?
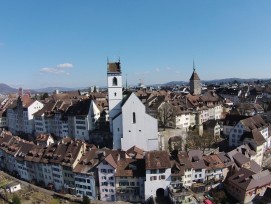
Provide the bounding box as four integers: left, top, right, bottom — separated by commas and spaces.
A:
6, 96, 44, 135
113, 93, 159, 151
188, 150, 206, 184
6, 182, 21, 193
97, 153, 118, 202
107, 61, 123, 133
228, 115, 268, 148
73, 148, 102, 200
144, 151, 171, 200
175, 111, 191, 130
108, 61, 159, 151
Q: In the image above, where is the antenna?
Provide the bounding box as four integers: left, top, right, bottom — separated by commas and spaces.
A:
126, 74, 128, 90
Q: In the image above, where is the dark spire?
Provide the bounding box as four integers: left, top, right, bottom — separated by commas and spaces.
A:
190, 59, 200, 80
193, 59, 196, 72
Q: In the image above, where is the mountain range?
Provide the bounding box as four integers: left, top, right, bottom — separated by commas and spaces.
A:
1, 78, 271, 95
0, 83, 77, 95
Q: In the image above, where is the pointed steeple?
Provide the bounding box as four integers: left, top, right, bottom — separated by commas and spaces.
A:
189, 59, 201, 95
190, 60, 200, 80
193, 58, 196, 72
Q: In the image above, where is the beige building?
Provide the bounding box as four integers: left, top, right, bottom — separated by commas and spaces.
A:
226, 168, 271, 203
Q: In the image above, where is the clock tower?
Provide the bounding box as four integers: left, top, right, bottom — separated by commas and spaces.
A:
107, 61, 123, 132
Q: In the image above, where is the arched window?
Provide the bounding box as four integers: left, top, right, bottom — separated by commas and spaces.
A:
113, 77, 118, 86
133, 112, 136, 123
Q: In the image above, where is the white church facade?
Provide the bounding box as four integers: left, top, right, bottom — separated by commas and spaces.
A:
107, 61, 159, 151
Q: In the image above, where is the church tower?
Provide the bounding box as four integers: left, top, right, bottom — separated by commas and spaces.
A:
107, 60, 123, 132
189, 61, 201, 95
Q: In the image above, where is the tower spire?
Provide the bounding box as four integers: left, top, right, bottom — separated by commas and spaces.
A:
193, 58, 196, 72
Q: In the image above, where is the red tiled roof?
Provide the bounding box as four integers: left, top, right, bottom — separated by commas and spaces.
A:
145, 151, 171, 170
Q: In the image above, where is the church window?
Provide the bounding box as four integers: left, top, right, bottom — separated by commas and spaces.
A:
114, 92, 117, 97
113, 77, 118, 86
133, 112, 136, 123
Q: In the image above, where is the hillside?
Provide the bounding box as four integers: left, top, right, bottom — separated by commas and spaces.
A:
0, 83, 17, 94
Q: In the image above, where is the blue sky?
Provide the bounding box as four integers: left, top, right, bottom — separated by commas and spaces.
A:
1, 1, 271, 89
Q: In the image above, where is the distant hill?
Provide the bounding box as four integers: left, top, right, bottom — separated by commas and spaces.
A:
35, 87, 78, 93
0, 83, 17, 94
162, 81, 188, 86
159, 78, 271, 87
0, 84, 78, 95
202, 78, 261, 85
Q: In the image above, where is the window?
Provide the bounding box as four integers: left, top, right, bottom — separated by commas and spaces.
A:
159, 175, 165, 180
159, 169, 165, 173
119, 182, 129, 186
150, 176, 157, 181
133, 112, 136, 123
150, 170, 156, 174
113, 77, 118, 86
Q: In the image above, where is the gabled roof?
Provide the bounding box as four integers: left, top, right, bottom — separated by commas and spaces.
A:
73, 149, 101, 173
240, 115, 267, 131
240, 129, 266, 146
228, 168, 271, 191
115, 158, 145, 177
65, 98, 91, 116
232, 152, 250, 167
203, 154, 226, 169
145, 151, 171, 170
126, 146, 144, 159
223, 114, 250, 126
103, 154, 117, 169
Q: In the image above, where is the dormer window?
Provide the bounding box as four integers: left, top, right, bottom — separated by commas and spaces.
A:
113, 77, 118, 86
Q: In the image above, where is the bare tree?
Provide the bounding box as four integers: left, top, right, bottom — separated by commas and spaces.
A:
157, 102, 175, 130
185, 128, 215, 151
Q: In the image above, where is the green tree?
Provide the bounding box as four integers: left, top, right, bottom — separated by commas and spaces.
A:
41, 92, 49, 100
12, 194, 21, 204
82, 195, 90, 204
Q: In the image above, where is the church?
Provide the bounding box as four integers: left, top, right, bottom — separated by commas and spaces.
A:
107, 61, 159, 151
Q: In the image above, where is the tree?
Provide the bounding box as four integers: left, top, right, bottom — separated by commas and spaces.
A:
185, 128, 214, 151
82, 195, 91, 204
12, 194, 21, 204
41, 92, 49, 100
157, 102, 175, 130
